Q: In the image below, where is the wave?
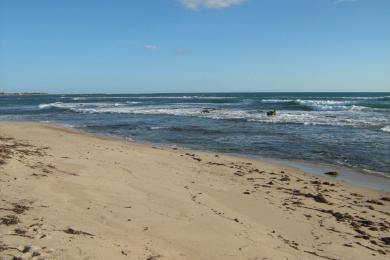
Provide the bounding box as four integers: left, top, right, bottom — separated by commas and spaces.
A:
37, 101, 389, 128
150, 126, 168, 130
44, 96, 389, 114
353, 101, 390, 110
295, 99, 354, 111
261, 99, 294, 103
63, 95, 237, 100
38, 102, 126, 110
131, 96, 235, 99
72, 97, 87, 101
381, 126, 390, 133
39, 102, 71, 109
261, 98, 389, 111
261, 99, 353, 111
338, 96, 389, 101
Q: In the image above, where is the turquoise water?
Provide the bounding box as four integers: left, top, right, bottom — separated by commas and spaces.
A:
1, 92, 389, 176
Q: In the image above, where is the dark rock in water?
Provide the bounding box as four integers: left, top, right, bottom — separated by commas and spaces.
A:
380, 197, 390, 202
324, 171, 339, 177
266, 110, 276, 116
381, 237, 390, 245
201, 108, 215, 114
312, 194, 328, 203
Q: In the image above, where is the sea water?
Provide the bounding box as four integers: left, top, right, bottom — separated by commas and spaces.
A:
1, 92, 389, 177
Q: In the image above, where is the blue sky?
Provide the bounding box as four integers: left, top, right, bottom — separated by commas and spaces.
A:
0, 0, 389, 93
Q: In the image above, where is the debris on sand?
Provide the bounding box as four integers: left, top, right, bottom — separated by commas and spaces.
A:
12, 204, 30, 214
332, 211, 352, 222
381, 237, 390, 245
280, 176, 290, 181
63, 228, 94, 236
234, 171, 245, 177
0, 241, 9, 252
366, 199, 384, 205
312, 194, 328, 204
0, 135, 48, 166
21, 245, 31, 253
0, 215, 19, 225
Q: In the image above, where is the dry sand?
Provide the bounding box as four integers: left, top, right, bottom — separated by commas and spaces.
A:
0, 122, 389, 260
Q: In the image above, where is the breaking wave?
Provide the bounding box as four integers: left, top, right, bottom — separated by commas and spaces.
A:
260, 98, 389, 111
38, 101, 389, 129
381, 126, 390, 133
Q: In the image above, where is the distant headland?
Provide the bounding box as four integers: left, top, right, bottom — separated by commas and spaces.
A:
0, 92, 49, 96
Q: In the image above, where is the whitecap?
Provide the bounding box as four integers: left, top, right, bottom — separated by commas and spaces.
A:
381, 126, 390, 133
295, 99, 354, 111
39, 102, 65, 109
261, 99, 294, 103
72, 97, 87, 101
150, 126, 168, 130
128, 96, 235, 100
37, 102, 390, 128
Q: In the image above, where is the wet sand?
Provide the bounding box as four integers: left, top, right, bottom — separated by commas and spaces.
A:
0, 122, 389, 259
257, 157, 390, 192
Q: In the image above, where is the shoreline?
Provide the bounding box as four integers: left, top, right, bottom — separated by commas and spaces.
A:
2, 91, 389, 181
0, 121, 389, 259
63, 122, 390, 192
257, 156, 390, 192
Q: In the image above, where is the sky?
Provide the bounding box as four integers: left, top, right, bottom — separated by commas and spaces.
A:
0, 0, 389, 93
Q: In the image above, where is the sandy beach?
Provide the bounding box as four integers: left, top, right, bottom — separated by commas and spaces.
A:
0, 122, 389, 260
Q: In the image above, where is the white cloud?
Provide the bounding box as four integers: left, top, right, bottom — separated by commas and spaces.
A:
180, 0, 246, 10
144, 44, 158, 51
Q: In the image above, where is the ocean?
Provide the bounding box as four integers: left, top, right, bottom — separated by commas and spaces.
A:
1, 92, 389, 177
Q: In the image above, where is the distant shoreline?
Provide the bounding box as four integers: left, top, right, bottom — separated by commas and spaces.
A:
0, 92, 49, 96
1, 91, 389, 96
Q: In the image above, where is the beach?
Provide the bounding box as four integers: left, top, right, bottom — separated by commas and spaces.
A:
0, 122, 389, 259
2, 93, 389, 176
